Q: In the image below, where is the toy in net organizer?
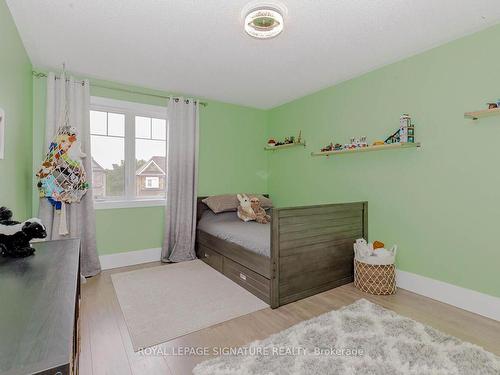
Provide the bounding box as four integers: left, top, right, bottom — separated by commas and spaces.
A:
36, 89, 88, 235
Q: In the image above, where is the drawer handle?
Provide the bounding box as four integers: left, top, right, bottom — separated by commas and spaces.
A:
204, 253, 209, 258
239, 273, 247, 281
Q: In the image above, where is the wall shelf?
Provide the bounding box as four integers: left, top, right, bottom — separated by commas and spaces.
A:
311, 142, 421, 157
265, 142, 306, 151
464, 108, 500, 120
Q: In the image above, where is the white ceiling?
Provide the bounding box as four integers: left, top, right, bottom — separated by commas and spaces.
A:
7, 0, 500, 109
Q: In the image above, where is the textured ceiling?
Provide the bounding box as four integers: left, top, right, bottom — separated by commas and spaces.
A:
6, 0, 500, 109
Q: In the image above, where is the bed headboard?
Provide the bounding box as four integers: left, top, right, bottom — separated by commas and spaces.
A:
197, 194, 269, 222
196, 197, 210, 222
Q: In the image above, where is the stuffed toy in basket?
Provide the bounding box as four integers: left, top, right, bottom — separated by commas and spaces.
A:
354, 239, 397, 295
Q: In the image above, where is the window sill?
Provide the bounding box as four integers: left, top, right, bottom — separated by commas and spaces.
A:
94, 199, 166, 210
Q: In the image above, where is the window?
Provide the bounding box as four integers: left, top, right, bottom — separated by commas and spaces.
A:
145, 177, 160, 189
89, 97, 168, 209
90, 111, 125, 199
135, 116, 166, 198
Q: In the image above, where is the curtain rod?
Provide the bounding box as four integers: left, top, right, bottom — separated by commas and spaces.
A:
32, 71, 208, 107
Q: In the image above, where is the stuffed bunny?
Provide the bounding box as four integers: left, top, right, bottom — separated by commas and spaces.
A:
250, 197, 271, 224
354, 238, 373, 259
237, 194, 256, 222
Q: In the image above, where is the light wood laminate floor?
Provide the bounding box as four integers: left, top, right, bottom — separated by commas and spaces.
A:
79, 262, 500, 375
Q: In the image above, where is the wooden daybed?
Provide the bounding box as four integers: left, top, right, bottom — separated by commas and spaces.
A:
196, 197, 368, 309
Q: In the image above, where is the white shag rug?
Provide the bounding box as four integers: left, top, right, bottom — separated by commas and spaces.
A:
193, 299, 500, 375
112, 260, 268, 351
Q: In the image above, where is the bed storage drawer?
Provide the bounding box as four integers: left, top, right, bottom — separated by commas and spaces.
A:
198, 245, 223, 273
223, 258, 270, 304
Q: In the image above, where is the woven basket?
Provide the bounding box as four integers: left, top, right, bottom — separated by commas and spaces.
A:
354, 259, 396, 295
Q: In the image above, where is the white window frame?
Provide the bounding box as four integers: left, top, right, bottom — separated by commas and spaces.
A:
90, 97, 168, 210
145, 176, 160, 189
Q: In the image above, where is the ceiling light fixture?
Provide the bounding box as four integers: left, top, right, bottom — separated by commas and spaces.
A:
243, 2, 285, 39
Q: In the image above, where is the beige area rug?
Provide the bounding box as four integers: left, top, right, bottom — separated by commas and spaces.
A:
111, 260, 268, 351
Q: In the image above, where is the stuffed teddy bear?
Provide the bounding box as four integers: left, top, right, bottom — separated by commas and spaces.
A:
250, 197, 271, 224
236, 194, 256, 222
0, 207, 47, 258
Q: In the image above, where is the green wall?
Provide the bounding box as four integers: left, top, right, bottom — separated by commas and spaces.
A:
32, 77, 268, 254
0, 0, 32, 219
26, 12, 500, 297
267, 24, 500, 298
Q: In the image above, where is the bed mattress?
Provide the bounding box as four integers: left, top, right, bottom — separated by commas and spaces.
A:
197, 211, 271, 257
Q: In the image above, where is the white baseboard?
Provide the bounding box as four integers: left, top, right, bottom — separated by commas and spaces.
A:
98, 250, 499, 321
99, 247, 162, 270
397, 270, 500, 322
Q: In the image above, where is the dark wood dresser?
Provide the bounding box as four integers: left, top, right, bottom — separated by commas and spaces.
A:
0, 239, 81, 375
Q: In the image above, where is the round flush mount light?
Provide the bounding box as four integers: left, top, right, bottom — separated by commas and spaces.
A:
242, 2, 286, 39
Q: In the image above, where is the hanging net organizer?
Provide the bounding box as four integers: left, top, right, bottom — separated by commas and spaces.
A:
36, 73, 89, 235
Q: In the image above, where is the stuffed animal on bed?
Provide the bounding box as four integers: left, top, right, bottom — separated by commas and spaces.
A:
250, 197, 271, 224
236, 194, 256, 222
0, 207, 47, 258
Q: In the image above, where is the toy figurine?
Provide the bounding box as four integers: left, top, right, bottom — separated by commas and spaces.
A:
321, 143, 334, 152
384, 114, 415, 144
487, 100, 500, 109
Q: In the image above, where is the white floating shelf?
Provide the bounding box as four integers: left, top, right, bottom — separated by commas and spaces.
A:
311, 142, 421, 157
265, 142, 306, 151
464, 108, 500, 120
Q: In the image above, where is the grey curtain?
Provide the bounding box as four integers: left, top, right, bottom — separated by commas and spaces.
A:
38, 72, 101, 277
162, 97, 199, 262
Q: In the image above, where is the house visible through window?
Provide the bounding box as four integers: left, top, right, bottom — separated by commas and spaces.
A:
135, 116, 167, 198
89, 97, 168, 208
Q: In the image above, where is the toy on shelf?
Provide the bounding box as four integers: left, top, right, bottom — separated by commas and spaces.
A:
321, 143, 334, 152
384, 129, 400, 144
315, 114, 419, 154
268, 132, 303, 147
487, 100, 500, 109
346, 137, 368, 149
320, 142, 344, 152
399, 114, 415, 143
321, 137, 370, 152
385, 114, 415, 144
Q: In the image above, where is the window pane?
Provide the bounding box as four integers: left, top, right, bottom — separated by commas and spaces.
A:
135, 116, 151, 139
108, 113, 125, 137
91, 135, 125, 199
136, 138, 166, 198
90, 110, 107, 135
152, 118, 167, 140
145, 177, 160, 189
